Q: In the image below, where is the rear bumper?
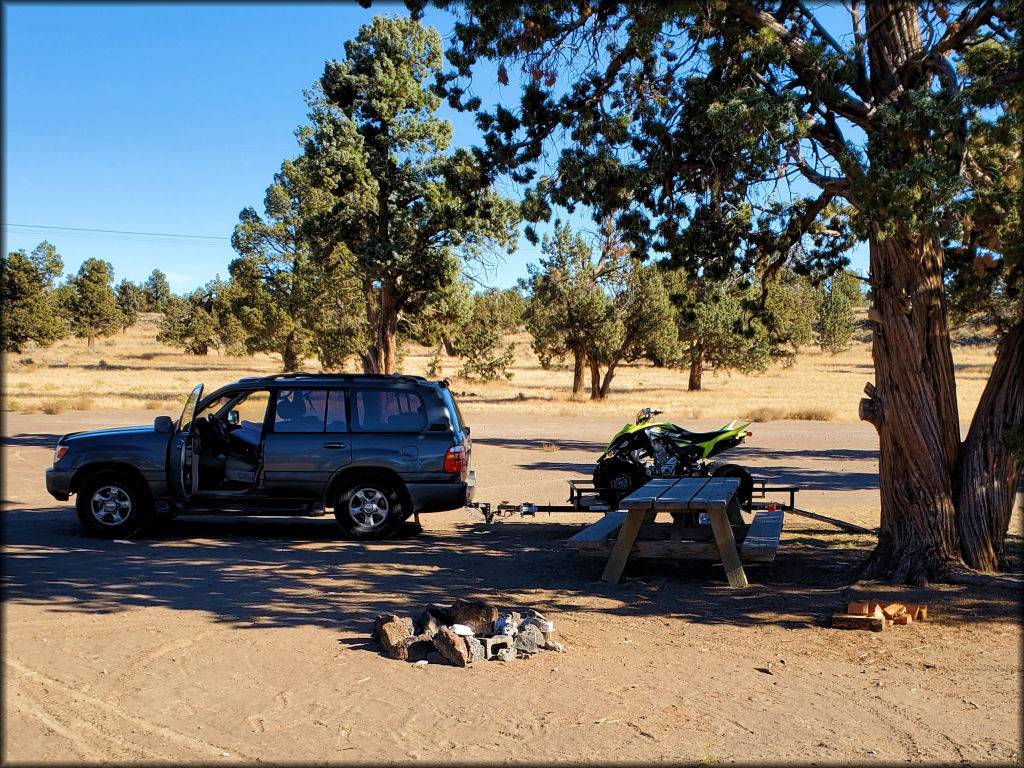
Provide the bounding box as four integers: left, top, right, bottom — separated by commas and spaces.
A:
408, 471, 475, 514
45, 468, 73, 501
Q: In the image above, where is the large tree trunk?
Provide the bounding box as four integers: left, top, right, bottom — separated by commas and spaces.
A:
282, 329, 300, 371
361, 281, 401, 374
956, 319, 1024, 571
598, 358, 620, 400
859, 230, 962, 584
588, 355, 601, 400
572, 348, 585, 394
688, 344, 703, 391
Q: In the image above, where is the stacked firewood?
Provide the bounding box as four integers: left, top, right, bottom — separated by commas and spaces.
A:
831, 601, 928, 632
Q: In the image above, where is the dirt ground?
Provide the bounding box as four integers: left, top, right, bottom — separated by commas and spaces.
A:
3, 408, 1021, 764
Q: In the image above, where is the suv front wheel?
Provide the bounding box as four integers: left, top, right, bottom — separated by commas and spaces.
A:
333, 474, 404, 540
76, 471, 153, 538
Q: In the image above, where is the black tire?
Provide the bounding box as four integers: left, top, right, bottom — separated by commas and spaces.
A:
593, 457, 649, 506
75, 471, 153, 539
333, 474, 405, 540
708, 462, 754, 507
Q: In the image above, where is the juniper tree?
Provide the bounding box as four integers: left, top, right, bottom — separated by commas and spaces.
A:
420, 0, 1022, 582
62, 258, 123, 347
301, 15, 519, 374
0, 241, 66, 352
230, 157, 363, 371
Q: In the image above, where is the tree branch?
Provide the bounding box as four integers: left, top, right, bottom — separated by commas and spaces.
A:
726, 0, 874, 127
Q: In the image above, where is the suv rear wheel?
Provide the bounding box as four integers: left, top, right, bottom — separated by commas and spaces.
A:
333, 474, 404, 540
76, 471, 153, 538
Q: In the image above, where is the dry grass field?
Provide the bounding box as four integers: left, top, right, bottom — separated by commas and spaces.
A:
3, 312, 998, 425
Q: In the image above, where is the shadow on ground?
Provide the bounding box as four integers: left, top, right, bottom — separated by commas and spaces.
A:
4, 507, 1019, 636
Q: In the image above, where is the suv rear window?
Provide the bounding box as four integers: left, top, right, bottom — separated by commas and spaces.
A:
440, 388, 465, 432
353, 389, 426, 432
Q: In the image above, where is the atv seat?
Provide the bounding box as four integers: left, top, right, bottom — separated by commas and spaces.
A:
669, 427, 737, 443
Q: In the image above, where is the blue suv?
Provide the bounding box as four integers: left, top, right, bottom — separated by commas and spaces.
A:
46, 373, 475, 540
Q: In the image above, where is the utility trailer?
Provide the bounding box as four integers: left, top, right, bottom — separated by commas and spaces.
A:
466, 477, 875, 534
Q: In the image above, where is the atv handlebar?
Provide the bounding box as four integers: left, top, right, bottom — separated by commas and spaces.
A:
635, 407, 663, 425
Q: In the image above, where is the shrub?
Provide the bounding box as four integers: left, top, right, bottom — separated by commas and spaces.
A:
41, 398, 71, 415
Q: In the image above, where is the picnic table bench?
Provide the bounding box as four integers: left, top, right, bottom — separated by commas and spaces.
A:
566, 476, 785, 587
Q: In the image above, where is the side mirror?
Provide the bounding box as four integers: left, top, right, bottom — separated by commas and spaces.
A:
227, 410, 239, 425
154, 415, 173, 433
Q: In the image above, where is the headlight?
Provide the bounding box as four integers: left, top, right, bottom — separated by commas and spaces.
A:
53, 445, 68, 465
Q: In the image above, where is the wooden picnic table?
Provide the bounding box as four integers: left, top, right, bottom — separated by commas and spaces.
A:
567, 476, 785, 587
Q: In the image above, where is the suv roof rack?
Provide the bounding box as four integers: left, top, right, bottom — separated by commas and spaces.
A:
236, 372, 428, 385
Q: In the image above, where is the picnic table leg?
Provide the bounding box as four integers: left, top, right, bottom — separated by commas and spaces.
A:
601, 509, 647, 583
707, 506, 749, 588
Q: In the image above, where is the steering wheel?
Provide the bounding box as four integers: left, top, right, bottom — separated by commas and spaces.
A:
205, 413, 231, 445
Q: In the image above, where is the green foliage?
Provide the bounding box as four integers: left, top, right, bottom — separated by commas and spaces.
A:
1, 241, 66, 352
522, 223, 677, 397
521, 224, 611, 375
302, 14, 519, 373
114, 279, 143, 330
815, 271, 863, 353
157, 278, 243, 356
62, 258, 124, 346
229, 157, 363, 370
451, 289, 520, 380
142, 269, 171, 312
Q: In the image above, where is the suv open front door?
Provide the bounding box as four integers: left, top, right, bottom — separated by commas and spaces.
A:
169, 384, 203, 501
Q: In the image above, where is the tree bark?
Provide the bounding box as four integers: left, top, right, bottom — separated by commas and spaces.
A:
860, 229, 962, 584
361, 280, 401, 374
956, 319, 1024, 571
688, 344, 703, 391
572, 348, 585, 394
599, 358, 620, 400
588, 354, 601, 400
282, 329, 300, 371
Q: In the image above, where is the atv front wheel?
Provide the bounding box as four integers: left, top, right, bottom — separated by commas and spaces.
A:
593, 458, 648, 506
707, 462, 754, 508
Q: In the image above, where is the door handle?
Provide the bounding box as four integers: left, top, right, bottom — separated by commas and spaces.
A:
322, 442, 347, 449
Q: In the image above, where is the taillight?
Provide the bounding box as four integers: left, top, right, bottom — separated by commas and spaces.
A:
745, 431, 753, 437
444, 445, 467, 473
53, 445, 69, 465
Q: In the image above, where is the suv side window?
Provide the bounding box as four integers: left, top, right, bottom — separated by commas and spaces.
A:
274, 389, 327, 433
233, 390, 271, 435
324, 390, 347, 432
352, 389, 426, 432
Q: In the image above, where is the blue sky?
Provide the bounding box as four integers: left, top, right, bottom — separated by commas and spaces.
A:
4, 3, 867, 295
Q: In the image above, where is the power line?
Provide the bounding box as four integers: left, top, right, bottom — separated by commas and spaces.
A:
3, 223, 229, 241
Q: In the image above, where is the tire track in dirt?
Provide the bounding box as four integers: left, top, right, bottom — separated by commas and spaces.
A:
6, 656, 245, 760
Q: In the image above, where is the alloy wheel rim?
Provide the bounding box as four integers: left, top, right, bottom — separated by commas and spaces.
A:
90, 485, 132, 526
348, 488, 389, 528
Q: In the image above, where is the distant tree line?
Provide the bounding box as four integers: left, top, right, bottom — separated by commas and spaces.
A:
0, 245, 178, 351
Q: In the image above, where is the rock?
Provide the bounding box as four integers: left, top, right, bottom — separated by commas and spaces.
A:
414, 610, 443, 637
514, 624, 544, 655
426, 651, 448, 665
394, 634, 435, 663
495, 612, 522, 636
464, 636, 486, 663
450, 623, 474, 636
449, 599, 498, 635
372, 614, 402, 644
542, 639, 565, 653
425, 603, 453, 626
521, 616, 554, 634
522, 608, 547, 621
433, 626, 470, 667
378, 617, 414, 651
496, 647, 516, 662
